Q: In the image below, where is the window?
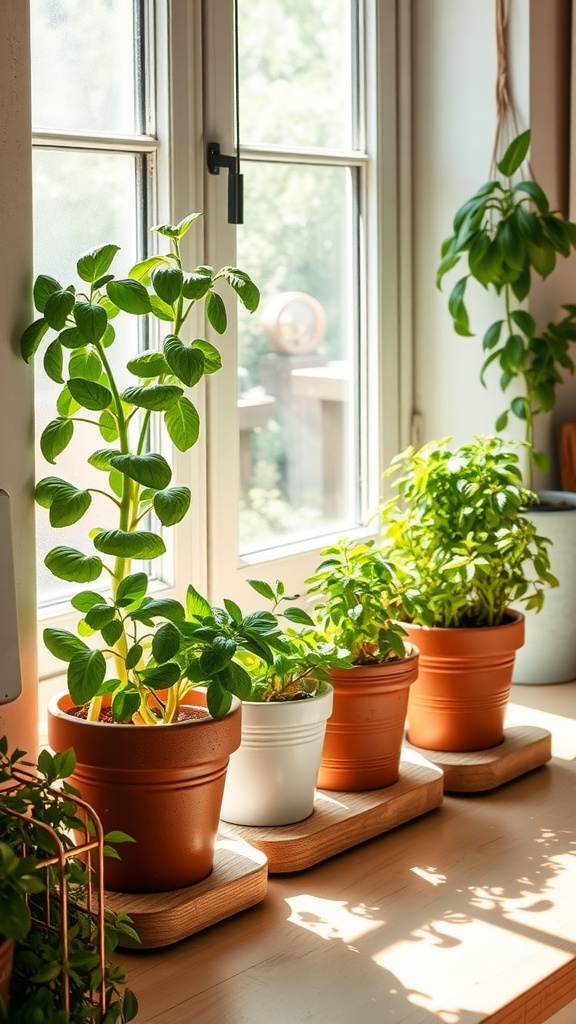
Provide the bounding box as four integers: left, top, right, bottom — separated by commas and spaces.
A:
30, 0, 402, 680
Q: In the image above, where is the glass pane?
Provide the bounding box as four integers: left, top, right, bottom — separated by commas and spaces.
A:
237, 0, 355, 150
31, 0, 138, 134
33, 148, 140, 606
237, 161, 359, 554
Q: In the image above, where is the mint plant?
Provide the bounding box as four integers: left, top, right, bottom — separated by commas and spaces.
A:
20, 213, 284, 722
437, 129, 576, 486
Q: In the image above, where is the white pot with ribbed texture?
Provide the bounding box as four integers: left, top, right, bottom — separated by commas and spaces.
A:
513, 490, 576, 684
220, 683, 333, 826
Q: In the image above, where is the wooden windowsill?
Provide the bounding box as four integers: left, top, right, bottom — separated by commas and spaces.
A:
115, 682, 576, 1023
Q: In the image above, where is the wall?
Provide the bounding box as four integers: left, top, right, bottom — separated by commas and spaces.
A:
411, 0, 575, 488
0, 4, 38, 754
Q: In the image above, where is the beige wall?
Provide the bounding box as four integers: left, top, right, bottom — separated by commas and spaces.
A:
0, 4, 38, 755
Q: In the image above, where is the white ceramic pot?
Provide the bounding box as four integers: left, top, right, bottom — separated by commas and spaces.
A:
220, 683, 333, 826
513, 490, 576, 684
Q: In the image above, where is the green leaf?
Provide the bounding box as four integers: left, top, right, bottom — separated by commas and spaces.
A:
110, 452, 172, 489
192, 338, 222, 373
503, 333, 525, 370
107, 278, 152, 314
68, 377, 112, 411
186, 583, 212, 619
246, 578, 276, 601
45, 546, 103, 583
33, 274, 61, 313
129, 255, 169, 282
77, 244, 120, 283
42, 339, 63, 384
467, 232, 493, 287
112, 690, 142, 723
531, 448, 550, 472
495, 410, 509, 432
122, 383, 183, 411
205, 678, 233, 719
448, 276, 473, 336
85, 603, 116, 629
58, 325, 86, 349
69, 347, 103, 381
152, 622, 181, 663
21, 318, 49, 361
152, 213, 202, 240
222, 267, 260, 312
88, 447, 121, 471
116, 572, 149, 608
514, 206, 543, 244
139, 662, 181, 688
205, 290, 227, 334
127, 351, 171, 378
123, 988, 140, 1022
223, 597, 243, 623
40, 417, 74, 464
93, 529, 166, 559
44, 288, 75, 330
511, 396, 528, 420
496, 129, 531, 177
149, 294, 176, 321
513, 179, 550, 214
163, 335, 205, 387
497, 217, 525, 272
152, 265, 183, 305
182, 267, 213, 300
164, 396, 200, 452
510, 309, 536, 338
43, 628, 89, 663
71, 590, 106, 612
129, 597, 185, 623
125, 643, 143, 670
68, 648, 107, 706
153, 486, 191, 526
99, 409, 118, 442
482, 320, 503, 351
101, 620, 123, 644
74, 301, 108, 343
283, 606, 316, 625
48, 482, 92, 527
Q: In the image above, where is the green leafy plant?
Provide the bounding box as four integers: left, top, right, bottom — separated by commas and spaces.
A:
236, 579, 351, 700
19, 213, 278, 723
0, 739, 138, 1023
305, 538, 424, 664
437, 129, 576, 486
378, 435, 557, 628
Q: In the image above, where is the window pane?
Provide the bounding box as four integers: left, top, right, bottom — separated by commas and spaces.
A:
238, 0, 355, 150
31, 0, 138, 134
237, 161, 359, 554
32, 148, 140, 606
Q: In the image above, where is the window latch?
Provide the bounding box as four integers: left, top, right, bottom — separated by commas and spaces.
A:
207, 142, 244, 225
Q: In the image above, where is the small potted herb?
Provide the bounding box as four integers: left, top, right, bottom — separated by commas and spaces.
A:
305, 538, 424, 791
378, 435, 556, 751
219, 579, 351, 826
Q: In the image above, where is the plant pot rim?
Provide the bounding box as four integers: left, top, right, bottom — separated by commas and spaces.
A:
48, 689, 241, 730
241, 680, 333, 707
399, 609, 524, 634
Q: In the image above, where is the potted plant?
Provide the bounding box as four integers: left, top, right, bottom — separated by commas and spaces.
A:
20, 213, 286, 892
219, 579, 351, 826
437, 128, 576, 683
304, 538, 423, 791
378, 435, 556, 751
0, 738, 138, 1023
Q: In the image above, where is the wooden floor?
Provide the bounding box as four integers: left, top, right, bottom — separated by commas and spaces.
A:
117, 683, 576, 1024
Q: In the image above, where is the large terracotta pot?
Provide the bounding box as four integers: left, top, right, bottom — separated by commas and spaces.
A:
48, 690, 241, 893
0, 937, 13, 1007
317, 647, 419, 791
220, 683, 333, 826
402, 611, 525, 752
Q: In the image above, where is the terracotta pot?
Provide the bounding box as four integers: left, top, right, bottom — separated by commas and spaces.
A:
317, 647, 419, 791
403, 611, 525, 752
0, 937, 13, 1008
47, 690, 241, 893
220, 683, 333, 826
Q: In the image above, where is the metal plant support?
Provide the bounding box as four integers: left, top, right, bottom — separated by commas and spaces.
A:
3, 764, 107, 1017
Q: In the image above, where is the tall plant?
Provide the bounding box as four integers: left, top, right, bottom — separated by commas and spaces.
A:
21, 214, 285, 723
437, 129, 576, 486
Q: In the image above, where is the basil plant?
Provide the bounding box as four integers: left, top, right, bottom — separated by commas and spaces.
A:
21, 214, 285, 723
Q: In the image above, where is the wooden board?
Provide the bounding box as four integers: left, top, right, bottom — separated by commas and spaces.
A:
105, 836, 268, 949
219, 755, 443, 873
406, 725, 552, 792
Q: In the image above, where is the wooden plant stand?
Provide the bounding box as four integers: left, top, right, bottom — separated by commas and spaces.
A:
219, 754, 443, 873
406, 724, 552, 793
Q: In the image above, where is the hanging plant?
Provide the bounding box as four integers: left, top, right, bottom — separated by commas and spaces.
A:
437, 128, 576, 487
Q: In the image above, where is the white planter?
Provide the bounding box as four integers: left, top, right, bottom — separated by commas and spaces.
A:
220, 683, 333, 826
513, 490, 576, 684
